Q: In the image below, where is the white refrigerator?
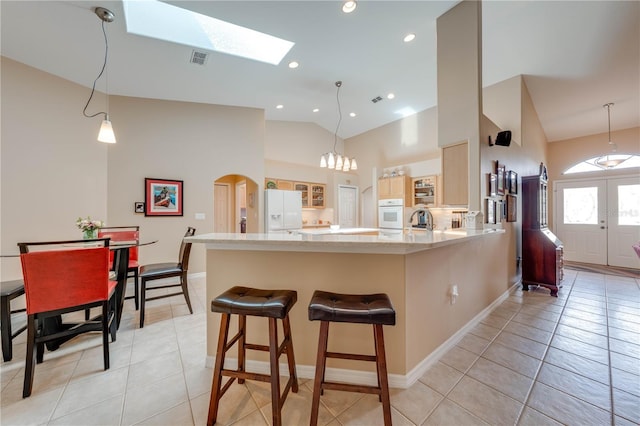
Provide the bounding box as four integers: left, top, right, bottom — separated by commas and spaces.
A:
265, 189, 303, 233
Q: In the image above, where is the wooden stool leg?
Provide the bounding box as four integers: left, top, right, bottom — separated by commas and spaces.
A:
282, 314, 298, 393
310, 321, 330, 426
374, 324, 392, 426
237, 315, 246, 384
268, 317, 282, 426
208, 313, 231, 426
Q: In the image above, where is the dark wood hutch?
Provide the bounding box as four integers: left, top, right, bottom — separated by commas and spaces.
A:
522, 163, 564, 296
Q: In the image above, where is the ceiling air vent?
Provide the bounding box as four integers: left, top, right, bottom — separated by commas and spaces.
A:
190, 50, 209, 65
371, 96, 383, 103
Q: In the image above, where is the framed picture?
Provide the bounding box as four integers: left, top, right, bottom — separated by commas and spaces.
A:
134, 202, 145, 213
497, 165, 506, 195
144, 178, 183, 216
488, 173, 497, 197
485, 199, 496, 224
507, 194, 517, 222
508, 170, 518, 194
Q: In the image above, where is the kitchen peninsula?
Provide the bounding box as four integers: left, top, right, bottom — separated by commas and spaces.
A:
187, 228, 508, 388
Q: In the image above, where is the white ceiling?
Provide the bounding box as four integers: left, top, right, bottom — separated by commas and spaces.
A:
2, 1, 638, 142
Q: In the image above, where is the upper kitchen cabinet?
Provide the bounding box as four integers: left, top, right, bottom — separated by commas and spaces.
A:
441, 142, 468, 206
378, 175, 411, 206
294, 182, 309, 206
265, 178, 294, 190
412, 175, 439, 207
310, 184, 326, 208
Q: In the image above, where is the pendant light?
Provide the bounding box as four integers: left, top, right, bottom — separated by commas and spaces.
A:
83, 7, 116, 143
319, 81, 357, 171
595, 103, 629, 169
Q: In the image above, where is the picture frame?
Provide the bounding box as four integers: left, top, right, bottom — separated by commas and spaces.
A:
508, 170, 518, 194
485, 199, 496, 224
488, 173, 497, 197
507, 194, 517, 222
134, 202, 145, 213
144, 178, 183, 216
497, 165, 506, 195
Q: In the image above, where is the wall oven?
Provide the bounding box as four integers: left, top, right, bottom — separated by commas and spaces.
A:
378, 199, 404, 230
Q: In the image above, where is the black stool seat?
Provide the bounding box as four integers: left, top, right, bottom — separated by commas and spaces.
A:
308, 290, 396, 325
211, 286, 297, 319
1, 280, 26, 362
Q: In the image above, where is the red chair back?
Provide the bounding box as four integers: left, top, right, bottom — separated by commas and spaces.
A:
20, 247, 110, 315
98, 227, 139, 264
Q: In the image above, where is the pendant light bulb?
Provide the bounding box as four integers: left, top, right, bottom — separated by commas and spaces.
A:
350, 158, 358, 170
320, 155, 328, 168
335, 155, 343, 170
343, 157, 351, 171
327, 152, 335, 169
97, 116, 116, 143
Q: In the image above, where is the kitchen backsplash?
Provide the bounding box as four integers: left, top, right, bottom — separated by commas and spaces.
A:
302, 208, 334, 226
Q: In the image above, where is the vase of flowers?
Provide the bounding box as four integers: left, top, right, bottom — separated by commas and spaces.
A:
76, 216, 104, 240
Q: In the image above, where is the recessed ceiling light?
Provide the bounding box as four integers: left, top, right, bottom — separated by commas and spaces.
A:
276, 105, 284, 109
342, 1, 357, 13
403, 33, 416, 43
349, 112, 357, 117
288, 61, 299, 69
387, 93, 395, 99
313, 108, 319, 112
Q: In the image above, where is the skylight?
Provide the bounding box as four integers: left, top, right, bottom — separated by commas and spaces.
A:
123, 1, 294, 65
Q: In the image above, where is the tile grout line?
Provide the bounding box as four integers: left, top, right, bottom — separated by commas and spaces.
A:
513, 273, 576, 426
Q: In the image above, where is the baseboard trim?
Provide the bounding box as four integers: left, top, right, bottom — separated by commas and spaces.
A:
205, 281, 520, 389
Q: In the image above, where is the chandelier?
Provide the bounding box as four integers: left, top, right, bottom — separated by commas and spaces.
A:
319, 81, 358, 171
595, 103, 630, 169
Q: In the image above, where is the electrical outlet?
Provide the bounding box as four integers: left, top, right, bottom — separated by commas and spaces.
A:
195, 213, 205, 220
450, 285, 459, 305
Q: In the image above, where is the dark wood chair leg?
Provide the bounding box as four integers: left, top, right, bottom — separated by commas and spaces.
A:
208, 313, 230, 426
181, 272, 193, 314
133, 269, 139, 310
101, 300, 110, 370
310, 321, 330, 426
268, 317, 282, 426
1, 294, 12, 362
374, 324, 392, 426
237, 315, 246, 384
139, 279, 146, 328
23, 315, 37, 398
282, 314, 298, 393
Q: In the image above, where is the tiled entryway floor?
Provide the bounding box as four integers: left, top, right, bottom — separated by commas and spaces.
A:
1, 269, 639, 425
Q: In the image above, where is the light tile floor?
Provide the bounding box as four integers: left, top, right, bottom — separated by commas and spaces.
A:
1, 269, 639, 425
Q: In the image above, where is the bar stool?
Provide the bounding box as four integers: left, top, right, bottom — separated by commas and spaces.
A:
308, 290, 396, 426
208, 286, 299, 426
1, 280, 26, 362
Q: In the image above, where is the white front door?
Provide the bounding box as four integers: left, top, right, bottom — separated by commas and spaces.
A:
338, 185, 358, 228
607, 176, 640, 268
555, 175, 640, 268
555, 180, 607, 264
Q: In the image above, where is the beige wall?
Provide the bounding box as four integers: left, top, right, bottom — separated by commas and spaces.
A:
1, 59, 266, 279
1, 58, 109, 279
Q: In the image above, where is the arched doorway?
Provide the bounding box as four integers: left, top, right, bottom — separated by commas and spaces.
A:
213, 175, 259, 233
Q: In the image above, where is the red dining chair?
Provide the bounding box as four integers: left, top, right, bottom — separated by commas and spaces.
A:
18, 238, 117, 398
98, 226, 140, 310
138, 227, 195, 328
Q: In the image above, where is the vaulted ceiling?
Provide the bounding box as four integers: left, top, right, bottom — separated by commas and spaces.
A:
2, 1, 638, 141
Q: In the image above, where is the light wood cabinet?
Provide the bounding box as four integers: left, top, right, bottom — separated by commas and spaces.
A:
412, 175, 439, 207
441, 142, 468, 206
311, 184, 326, 208
378, 175, 411, 205
294, 182, 310, 206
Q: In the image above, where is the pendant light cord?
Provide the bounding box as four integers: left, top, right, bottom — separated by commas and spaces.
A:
82, 19, 109, 119
333, 81, 342, 153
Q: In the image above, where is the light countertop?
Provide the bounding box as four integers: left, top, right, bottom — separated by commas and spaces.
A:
186, 227, 504, 255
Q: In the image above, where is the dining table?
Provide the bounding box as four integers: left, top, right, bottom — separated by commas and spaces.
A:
2, 238, 157, 351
